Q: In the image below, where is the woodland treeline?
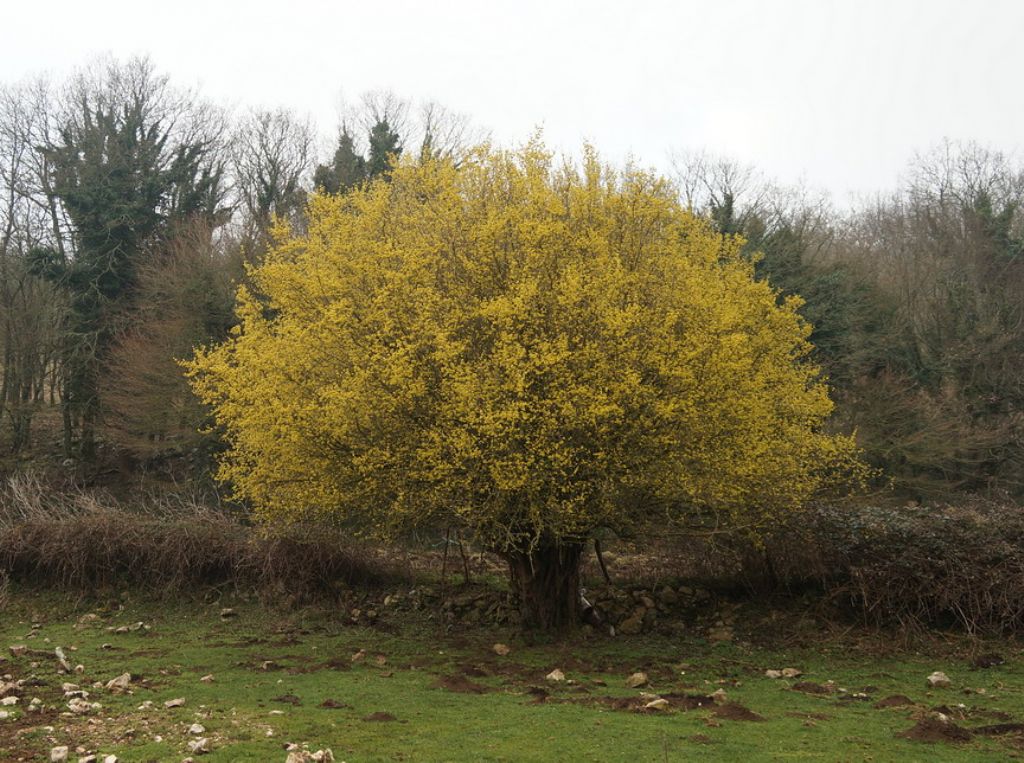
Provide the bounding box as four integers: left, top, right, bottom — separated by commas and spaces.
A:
1, 56, 1022, 499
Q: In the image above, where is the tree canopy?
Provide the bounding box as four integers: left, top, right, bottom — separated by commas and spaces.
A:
188, 140, 857, 627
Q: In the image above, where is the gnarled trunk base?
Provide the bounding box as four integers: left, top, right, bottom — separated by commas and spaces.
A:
505, 542, 584, 631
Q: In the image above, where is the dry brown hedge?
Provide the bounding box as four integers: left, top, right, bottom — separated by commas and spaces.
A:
734, 497, 1024, 634
0, 475, 407, 598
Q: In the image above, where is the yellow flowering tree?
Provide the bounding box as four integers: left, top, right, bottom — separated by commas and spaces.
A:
187, 141, 857, 629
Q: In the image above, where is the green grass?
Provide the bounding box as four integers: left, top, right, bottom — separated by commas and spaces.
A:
1, 587, 1023, 761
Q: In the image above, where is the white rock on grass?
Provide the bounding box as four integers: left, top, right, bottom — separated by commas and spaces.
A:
164, 697, 186, 708
765, 669, 783, 679
105, 673, 131, 693
67, 698, 100, 714
644, 698, 670, 711
187, 737, 211, 754
545, 669, 566, 683
188, 723, 206, 735
0, 710, 11, 721
625, 672, 648, 688
782, 668, 803, 678
286, 750, 335, 763
0, 696, 17, 706
50, 747, 69, 763
927, 671, 952, 688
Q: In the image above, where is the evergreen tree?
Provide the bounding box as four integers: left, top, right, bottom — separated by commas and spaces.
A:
31, 66, 223, 460
366, 118, 401, 180
313, 128, 366, 194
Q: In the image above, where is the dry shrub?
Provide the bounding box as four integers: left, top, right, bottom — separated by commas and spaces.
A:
739, 497, 1024, 634
0, 474, 406, 599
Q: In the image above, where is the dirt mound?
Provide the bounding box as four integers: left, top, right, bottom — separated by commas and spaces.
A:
874, 694, 915, 709
362, 711, 397, 722
526, 686, 549, 704
897, 718, 973, 743
319, 698, 351, 709
661, 693, 717, 710
432, 674, 489, 694
971, 653, 1005, 669
785, 711, 832, 721
791, 681, 835, 695
712, 702, 765, 721
272, 693, 301, 706
973, 723, 1024, 736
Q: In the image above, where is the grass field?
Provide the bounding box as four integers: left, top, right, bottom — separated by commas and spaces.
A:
2, 587, 1023, 762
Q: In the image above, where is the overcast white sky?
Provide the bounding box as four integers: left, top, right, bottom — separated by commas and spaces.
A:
1, 0, 1020, 202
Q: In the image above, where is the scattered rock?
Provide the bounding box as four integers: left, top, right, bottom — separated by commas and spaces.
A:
67, 697, 100, 714
644, 698, 670, 711
350, 649, 366, 663
187, 738, 210, 754
765, 669, 783, 679
219, 608, 237, 619
927, 671, 952, 688
79, 755, 97, 763
188, 723, 206, 735
0, 696, 17, 706
199, 674, 214, 683
9, 645, 27, 657
102, 756, 117, 763
625, 672, 648, 688
286, 751, 335, 763
164, 697, 186, 708
782, 668, 802, 678
50, 747, 69, 763
546, 669, 566, 683
618, 615, 643, 635
710, 688, 728, 705
0, 710, 10, 720
492, 643, 511, 656
55, 647, 71, 673
105, 673, 132, 693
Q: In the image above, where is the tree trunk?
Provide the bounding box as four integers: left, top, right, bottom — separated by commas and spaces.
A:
505, 541, 584, 631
